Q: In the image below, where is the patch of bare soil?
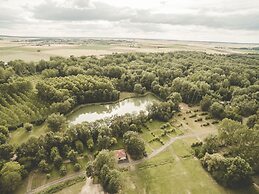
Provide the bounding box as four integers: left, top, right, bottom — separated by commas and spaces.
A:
80, 178, 105, 194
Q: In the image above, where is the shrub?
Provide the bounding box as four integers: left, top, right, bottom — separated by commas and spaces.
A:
24, 123, 33, 132
74, 163, 81, 172
59, 165, 67, 176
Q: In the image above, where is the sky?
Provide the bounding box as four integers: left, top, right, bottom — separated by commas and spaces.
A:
1, 0, 259, 43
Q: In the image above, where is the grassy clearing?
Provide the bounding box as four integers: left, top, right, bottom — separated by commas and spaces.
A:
31, 157, 88, 190
39, 176, 85, 194
119, 92, 136, 100
140, 120, 183, 150
9, 124, 49, 145
55, 180, 86, 194
122, 138, 258, 194
13, 176, 29, 194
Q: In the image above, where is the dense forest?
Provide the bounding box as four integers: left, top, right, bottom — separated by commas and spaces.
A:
0, 52, 258, 193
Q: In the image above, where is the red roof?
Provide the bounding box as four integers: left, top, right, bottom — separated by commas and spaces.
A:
115, 149, 127, 159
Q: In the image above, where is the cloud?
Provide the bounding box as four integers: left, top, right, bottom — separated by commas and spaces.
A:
0, 6, 27, 28
73, 0, 91, 8
33, 1, 134, 21
130, 12, 259, 30
0, 0, 259, 42
31, 0, 259, 30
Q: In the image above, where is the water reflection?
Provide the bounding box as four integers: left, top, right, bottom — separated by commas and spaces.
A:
68, 94, 159, 125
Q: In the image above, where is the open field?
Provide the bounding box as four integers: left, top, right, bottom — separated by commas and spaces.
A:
122, 138, 258, 194
1, 36, 259, 62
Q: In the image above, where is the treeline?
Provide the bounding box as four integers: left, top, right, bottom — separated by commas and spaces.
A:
36, 75, 119, 114
1, 52, 258, 128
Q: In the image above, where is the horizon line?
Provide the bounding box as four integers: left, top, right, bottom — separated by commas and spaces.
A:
1, 34, 259, 45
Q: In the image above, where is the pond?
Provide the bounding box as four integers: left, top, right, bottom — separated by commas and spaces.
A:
67, 93, 160, 125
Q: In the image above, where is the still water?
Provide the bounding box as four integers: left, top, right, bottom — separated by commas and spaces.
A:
68, 93, 159, 125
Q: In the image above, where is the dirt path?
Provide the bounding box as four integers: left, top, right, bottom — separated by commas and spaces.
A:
79, 178, 104, 194
26, 172, 34, 192
27, 172, 85, 194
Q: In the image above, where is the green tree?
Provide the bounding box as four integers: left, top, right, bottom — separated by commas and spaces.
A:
24, 123, 33, 132
59, 165, 67, 176
74, 163, 81, 172
201, 153, 252, 187
200, 95, 214, 111
0, 162, 23, 194
87, 138, 94, 151
246, 114, 257, 128
75, 140, 84, 154
68, 150, 78, 164
0, 126, 9, 137
167, 92, 182, 106
0, 144, 13, 161
210, 102, 225, 119
106, 169, 122, 193
133, 83, 143, 94
46, 113, 67, 132
0, 133, 7, 145
123, 131, 146, 160
38, 160, 50, 173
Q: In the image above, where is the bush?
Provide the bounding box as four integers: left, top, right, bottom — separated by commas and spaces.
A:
24, 123, 33, 132
59, 165, 67, 176
189, 114, 197, 118
75, 140, 84, 154
73, 163, 81, 172
38, 160, 50, 173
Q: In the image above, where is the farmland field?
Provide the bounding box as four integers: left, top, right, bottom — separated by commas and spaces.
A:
1, 37, 259, 62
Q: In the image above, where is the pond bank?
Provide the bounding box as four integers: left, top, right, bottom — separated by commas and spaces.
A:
67, 92, 161, 125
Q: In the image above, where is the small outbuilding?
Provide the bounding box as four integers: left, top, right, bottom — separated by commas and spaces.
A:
115, 149, 127, 162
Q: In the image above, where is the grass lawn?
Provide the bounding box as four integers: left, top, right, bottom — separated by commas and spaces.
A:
30, 157, 88, 190
9, 124, 49, 145
141, 120, 183, 151
149, 141, 163, 150
122, 138, 259, 194
13, 176, 29, 194
119, 92, 136, 100
55, 180, 86, 194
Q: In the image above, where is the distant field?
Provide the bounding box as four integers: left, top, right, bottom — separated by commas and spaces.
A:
1, 37, 258, 62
